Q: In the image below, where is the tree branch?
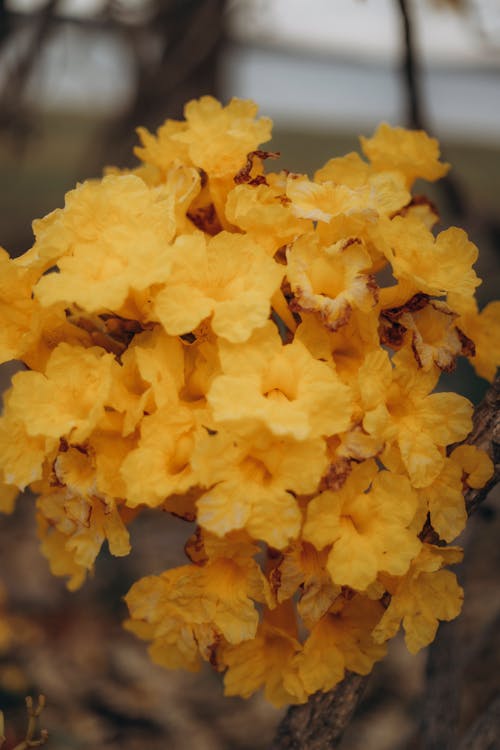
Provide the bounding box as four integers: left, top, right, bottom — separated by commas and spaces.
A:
271, 673, 369, 750
396, 0, 424, 130
457, 693, 500, 750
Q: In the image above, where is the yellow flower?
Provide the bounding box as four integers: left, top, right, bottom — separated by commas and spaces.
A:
286, 167, 409, 229
7, 343, 115, 443
104, 327, 185, 437
377, 215, 480, 304
286, 231, 378, 331
1, 95, 497, 705
37, 490, 130, 589
450, 444, 494, 489
304, 461, 420, 590
193, 430, 326, 547
125, 531, 270, 671
173, 96, 272, 179
0, 407, 56, 490
0, 248, 39, 364
270, 542, 341, 628
360, 123, 449, 187
373, 545, 464, 653
362, 349, 473, 487
220, 603, 307, 707
452, 297, 500, 382
208, 321, 353, 441
380, 297, 474, 372
151, 231, 283, 342
225, 176, 311, 255
134, 119, 191, 177
295, 308, 380, 396
297, 595, 386, 695
33, 175, 176, 313
121, 403, 199, 507
417, 458, 466, 542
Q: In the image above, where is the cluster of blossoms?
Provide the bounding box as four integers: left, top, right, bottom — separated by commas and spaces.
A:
0, 97, 498, 706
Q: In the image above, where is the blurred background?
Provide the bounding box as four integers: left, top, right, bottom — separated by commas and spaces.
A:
0, 1, 499, 748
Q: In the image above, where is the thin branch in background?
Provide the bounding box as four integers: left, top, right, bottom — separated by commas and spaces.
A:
395, 0, 467, 221
0, 0, 58, 137
397, 0, 424, 130
93, 0, 226, 168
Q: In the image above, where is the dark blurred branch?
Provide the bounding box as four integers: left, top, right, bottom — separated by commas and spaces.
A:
397, 0, 423, 130
457, 692, 500, 749
395, 0, 467, 221
102, 0, 226, 166
0, 0, 58, 134
420, 619, 461, 750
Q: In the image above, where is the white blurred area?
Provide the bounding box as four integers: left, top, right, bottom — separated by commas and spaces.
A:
223, 0, 500, 142
3, 0, 500, 142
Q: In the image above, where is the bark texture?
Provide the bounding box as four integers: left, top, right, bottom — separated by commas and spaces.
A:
271, 674, 369, 750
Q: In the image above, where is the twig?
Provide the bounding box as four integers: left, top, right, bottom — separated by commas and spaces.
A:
396, 0, 424, 130
395, 0, 467, 220
0, 1, 58, 135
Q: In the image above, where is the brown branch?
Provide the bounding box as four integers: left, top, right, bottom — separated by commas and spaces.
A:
0, 0, 58, 134
396, 0, 424, 130
395, 0, 467, 220
271, 673, 369, 750
457, 693, 500, 750
420, 619, 461, 750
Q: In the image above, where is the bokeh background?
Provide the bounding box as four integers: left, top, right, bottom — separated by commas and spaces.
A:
0, 1, 499, 748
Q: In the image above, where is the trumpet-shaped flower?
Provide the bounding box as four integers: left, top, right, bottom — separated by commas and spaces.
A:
7, 343, 115, 444
125, 532, 270, 671
121, 403, 199, 507
33, 175, 176, 313
451, 297, 500, 382
270, 542, 341, 628
361, 349, 473, 487
225, 177, 311, 255
208, 321, 353, 440
360, 123, 449, 187
151, 231, 283, 342
297, 595, 386, 695
286, 232, 377, 331
193, 430, 327, 547
373, 545, 463, 653
37, 490, 130, 590
220, 603, 307, 707
304, 460, 420, 590
380, 297, 474, 372
377, 215, 480, 305
172, 96, 272, 179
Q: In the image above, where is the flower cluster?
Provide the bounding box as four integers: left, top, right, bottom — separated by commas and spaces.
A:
0, 97, 498, 706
